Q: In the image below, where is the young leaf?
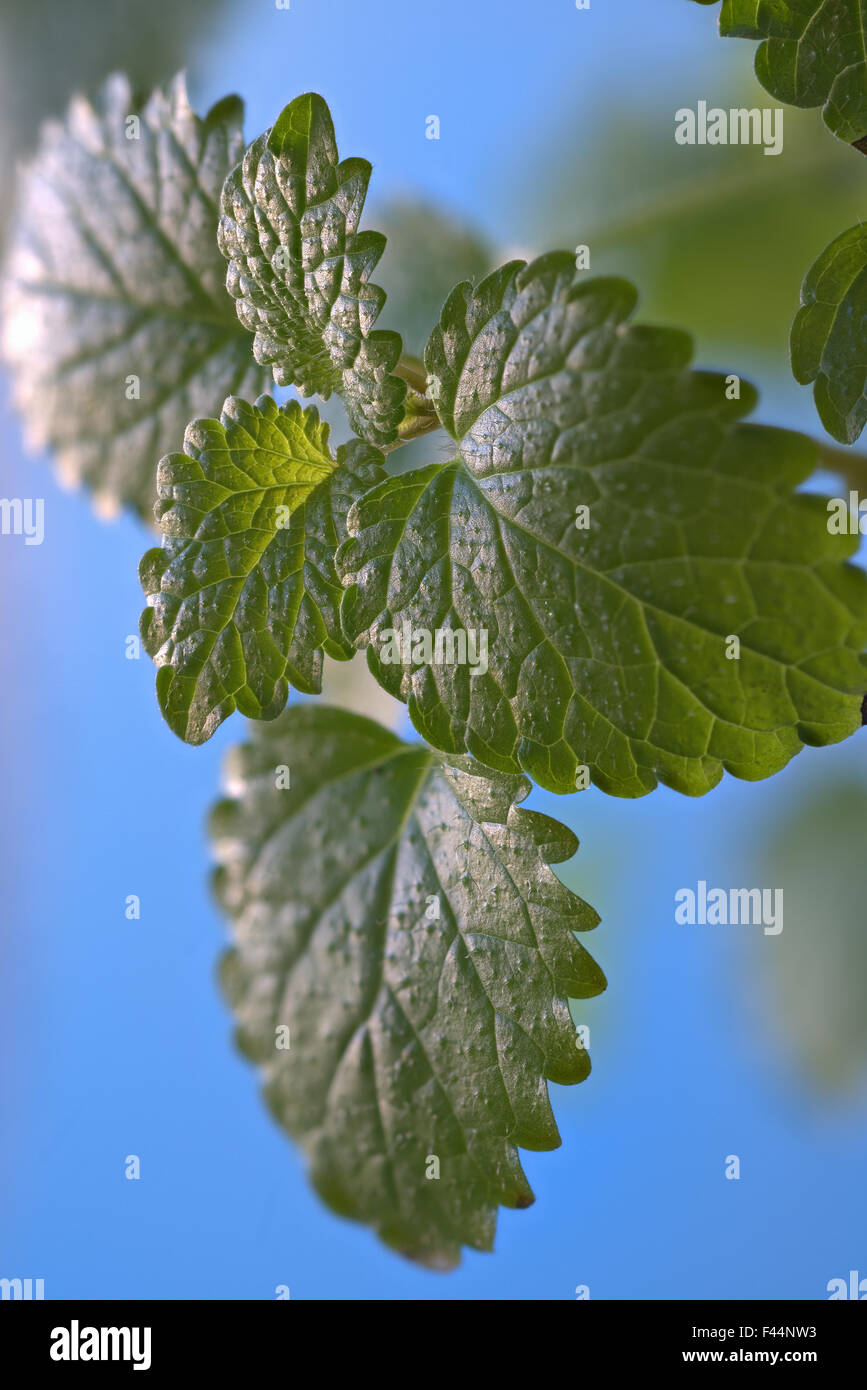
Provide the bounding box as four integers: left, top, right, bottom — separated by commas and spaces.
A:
139, 394, 385, 745
210, 704, 604, 1269
691, 1, 867, 148
791, 223, 867, 444
1, 73, 265, 520
218, 93, 407, 449
338, 255, 867, 797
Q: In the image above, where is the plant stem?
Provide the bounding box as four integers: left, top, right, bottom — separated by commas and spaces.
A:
391, 355, 867, 477
814, 439, 867, 491
387, 353, 442, 450
394, 354, 429, 396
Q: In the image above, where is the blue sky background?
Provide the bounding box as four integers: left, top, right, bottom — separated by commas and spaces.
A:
1, 0, 866, 1300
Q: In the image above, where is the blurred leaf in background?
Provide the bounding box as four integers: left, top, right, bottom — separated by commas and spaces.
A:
519, 75, 866, 386
750, 780, 867, 1095
372, 199, 494, 358
0, 0, 233, 251
2, 75, 264, 520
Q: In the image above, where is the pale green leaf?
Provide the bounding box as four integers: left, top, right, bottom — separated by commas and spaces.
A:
140, 394, 385, 744
1, 73, 265, 519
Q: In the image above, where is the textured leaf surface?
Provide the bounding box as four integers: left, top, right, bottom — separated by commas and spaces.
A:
338, 255, 867, 797
1, 73, 265, 519
692, 1, 867, 146
210, 704, 604, 1268
140, 394, 385, 744
218, 93, 406, 448
791, 223, 867, 443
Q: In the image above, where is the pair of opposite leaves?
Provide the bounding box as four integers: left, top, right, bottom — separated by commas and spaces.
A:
135, 86, 867, 800
693, 0, 867, 443
4, 73, 867, 1268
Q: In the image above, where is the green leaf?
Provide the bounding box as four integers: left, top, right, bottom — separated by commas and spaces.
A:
218, 93, 407, 449
140, 394, 386, 745
791, 223, 867, 444
1, 73, 266, 520
691, 1, 867, 147
337, 255, 867, 797
210, 704, 604, 1268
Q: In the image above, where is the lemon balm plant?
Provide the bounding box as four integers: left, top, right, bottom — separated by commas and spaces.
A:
3, 77, 867, 1267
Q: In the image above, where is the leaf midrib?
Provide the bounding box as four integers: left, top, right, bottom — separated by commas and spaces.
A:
253, 747, 544, 1185
391, 456, 862, 692
15, 280, 244, 333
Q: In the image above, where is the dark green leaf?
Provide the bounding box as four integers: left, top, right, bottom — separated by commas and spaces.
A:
791, 223, 867, 443
1, 73, 265, 519
338, 255, 867, 797
140, 394, 385, 744
218, 93, 407, 449
210, 704, 604, 1268
692, 1, 867, 147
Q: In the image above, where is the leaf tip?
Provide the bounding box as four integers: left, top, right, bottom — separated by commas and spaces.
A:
267, 91, 334, 160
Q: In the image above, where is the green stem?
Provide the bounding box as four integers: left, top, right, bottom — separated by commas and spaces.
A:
814, 439, 867, 491
387, 353, 442, 451
394, 354, 429, 396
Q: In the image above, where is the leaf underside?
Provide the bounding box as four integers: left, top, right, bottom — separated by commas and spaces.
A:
218, 92, 407, 448
692, 0, 867, 146
791, 223, 867, 444
210, 704, 605, 1269
1, 73, 265, 520
140, 393, 386, 744
337, 255, 867, 797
